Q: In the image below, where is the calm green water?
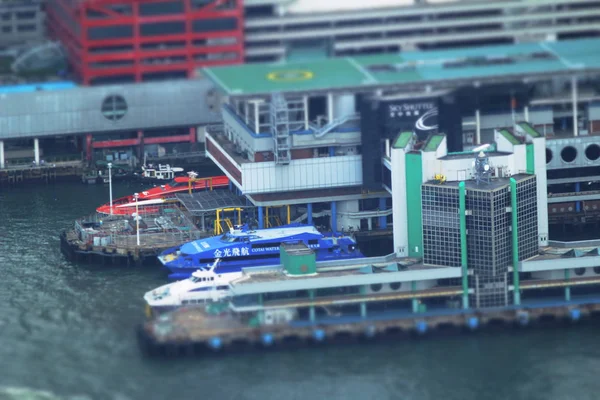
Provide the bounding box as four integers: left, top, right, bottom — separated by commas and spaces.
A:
1, 182, 600, 400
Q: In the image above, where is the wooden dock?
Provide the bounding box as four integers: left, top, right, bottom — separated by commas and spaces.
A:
0, 161, 84, 185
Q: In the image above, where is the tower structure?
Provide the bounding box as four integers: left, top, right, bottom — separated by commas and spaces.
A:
46, 0, 244, 85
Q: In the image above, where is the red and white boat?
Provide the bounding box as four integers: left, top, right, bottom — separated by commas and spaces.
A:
96, 174, 229, 215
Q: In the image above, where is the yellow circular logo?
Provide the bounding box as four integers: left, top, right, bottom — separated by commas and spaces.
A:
266, 70, 314, 82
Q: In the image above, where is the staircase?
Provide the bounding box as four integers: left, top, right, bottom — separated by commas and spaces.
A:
313, 113, 360, 138
270, 93, 291, 165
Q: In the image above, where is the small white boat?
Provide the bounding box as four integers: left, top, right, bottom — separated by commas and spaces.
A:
140, 164, 185, 181
143, 259, 241, 312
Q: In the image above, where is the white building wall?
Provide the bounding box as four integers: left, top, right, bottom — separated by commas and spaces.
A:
512, 144, 527, 174
390, 147, 408, 257
420, 151, 438, 183
529, 108, 554, 125
291, 130, 361, 148
241, 155, 362, 194
363, 279, 437, 294
223, 106, 273, 153
588, 103, 600, 120
283, 0, 414, 14
196, 125, 207, 143
533, 136, 549, 246
464, 111, 552, 130
333, 94, 356, 119
435, 154, 525, 183
435, 136, 448, 159
494, 130, 514, 153
337, 199, 360, 231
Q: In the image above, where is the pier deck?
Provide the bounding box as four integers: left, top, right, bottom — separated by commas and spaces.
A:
138, 295, 600, 357
61, 206, 207, 265
0, 160, 83, 184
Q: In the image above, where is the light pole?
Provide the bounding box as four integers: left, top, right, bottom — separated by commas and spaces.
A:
134, 192, 140, 246
108, 162, 113, 215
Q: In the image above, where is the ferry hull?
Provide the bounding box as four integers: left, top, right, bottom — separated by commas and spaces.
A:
165, 252, 365, 280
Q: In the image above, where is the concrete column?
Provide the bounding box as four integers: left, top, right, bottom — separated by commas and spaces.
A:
330, 201, 337, 232
254, 101, 260, 133
34, 138, 40, 164
411, 281, 419, 313
137, 130, 144, 161
572, 76, 579, 137
307, 203, 313, 225
189, 127, 196, 143
565, 269, 571, 302
0, 140, 4, 169
86, 134, 93, 162
258, 206, 264, 229
575, 182, 581, 212
327, 93, 334, 123
360, 301, 367, 318
303, 95, 309, 130
334, 94, 355, 117
379, 198, 387, 229
475, 109, 481, 145
524, 106, 530, 122
309, 289, 316, 322
367, 218, 373, 231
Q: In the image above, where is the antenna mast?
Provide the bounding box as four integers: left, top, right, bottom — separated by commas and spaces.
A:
472, 144, 492, 185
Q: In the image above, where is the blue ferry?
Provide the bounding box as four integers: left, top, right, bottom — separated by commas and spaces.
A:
159, 223, 364, 280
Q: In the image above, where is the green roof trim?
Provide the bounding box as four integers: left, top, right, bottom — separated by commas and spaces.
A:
393, 131, 413, 149
423, 134, 444, 152
203, 38, 600, 96
499, 129, 521, 145
519, 121, 541, 138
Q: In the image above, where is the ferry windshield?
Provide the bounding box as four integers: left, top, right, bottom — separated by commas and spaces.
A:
168, 179, 185, 187
220, 234, 240, 243
190, 275, 214, 283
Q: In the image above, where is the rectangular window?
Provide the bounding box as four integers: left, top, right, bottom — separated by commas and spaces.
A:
139, 1, 184, 16
192, 18, 237, 33
252, 242, 281, 250
17, 24, 36, 32
140, 21, 185, 36
16, 11, 36, 19
88, 25, 133, 40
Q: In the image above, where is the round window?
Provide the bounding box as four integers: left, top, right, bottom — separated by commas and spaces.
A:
101, 94, 128, 121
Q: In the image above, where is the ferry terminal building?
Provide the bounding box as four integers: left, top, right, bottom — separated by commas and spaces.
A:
202, 37, 600, 308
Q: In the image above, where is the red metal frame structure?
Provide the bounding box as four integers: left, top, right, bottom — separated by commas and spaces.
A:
46, 0, 245, 85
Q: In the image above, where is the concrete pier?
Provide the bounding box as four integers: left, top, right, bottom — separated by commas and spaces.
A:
137, 298, 600, 358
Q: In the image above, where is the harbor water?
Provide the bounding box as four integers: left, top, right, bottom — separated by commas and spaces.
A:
2, 182, 600, 400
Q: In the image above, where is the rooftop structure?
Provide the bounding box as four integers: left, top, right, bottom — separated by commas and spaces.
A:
0, 78, 219, 169
46, 0, 245, 85
0, 0, 45, 49
202, 38, 600, 248
243, 0, 600, 63
42, 0, 600, 84
204, 38, 600, 96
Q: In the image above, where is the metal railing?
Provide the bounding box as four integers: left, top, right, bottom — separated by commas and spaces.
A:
73, 208, 205, 250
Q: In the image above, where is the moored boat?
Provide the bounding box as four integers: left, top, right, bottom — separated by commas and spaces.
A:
136, 164, 185, 182
144, 259, 238, 312
96, 174, 229, 215
158, 223, 364, 280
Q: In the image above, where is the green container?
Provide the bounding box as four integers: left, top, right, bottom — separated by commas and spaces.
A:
280, 243, 316, 276
418, 303, 428, 313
